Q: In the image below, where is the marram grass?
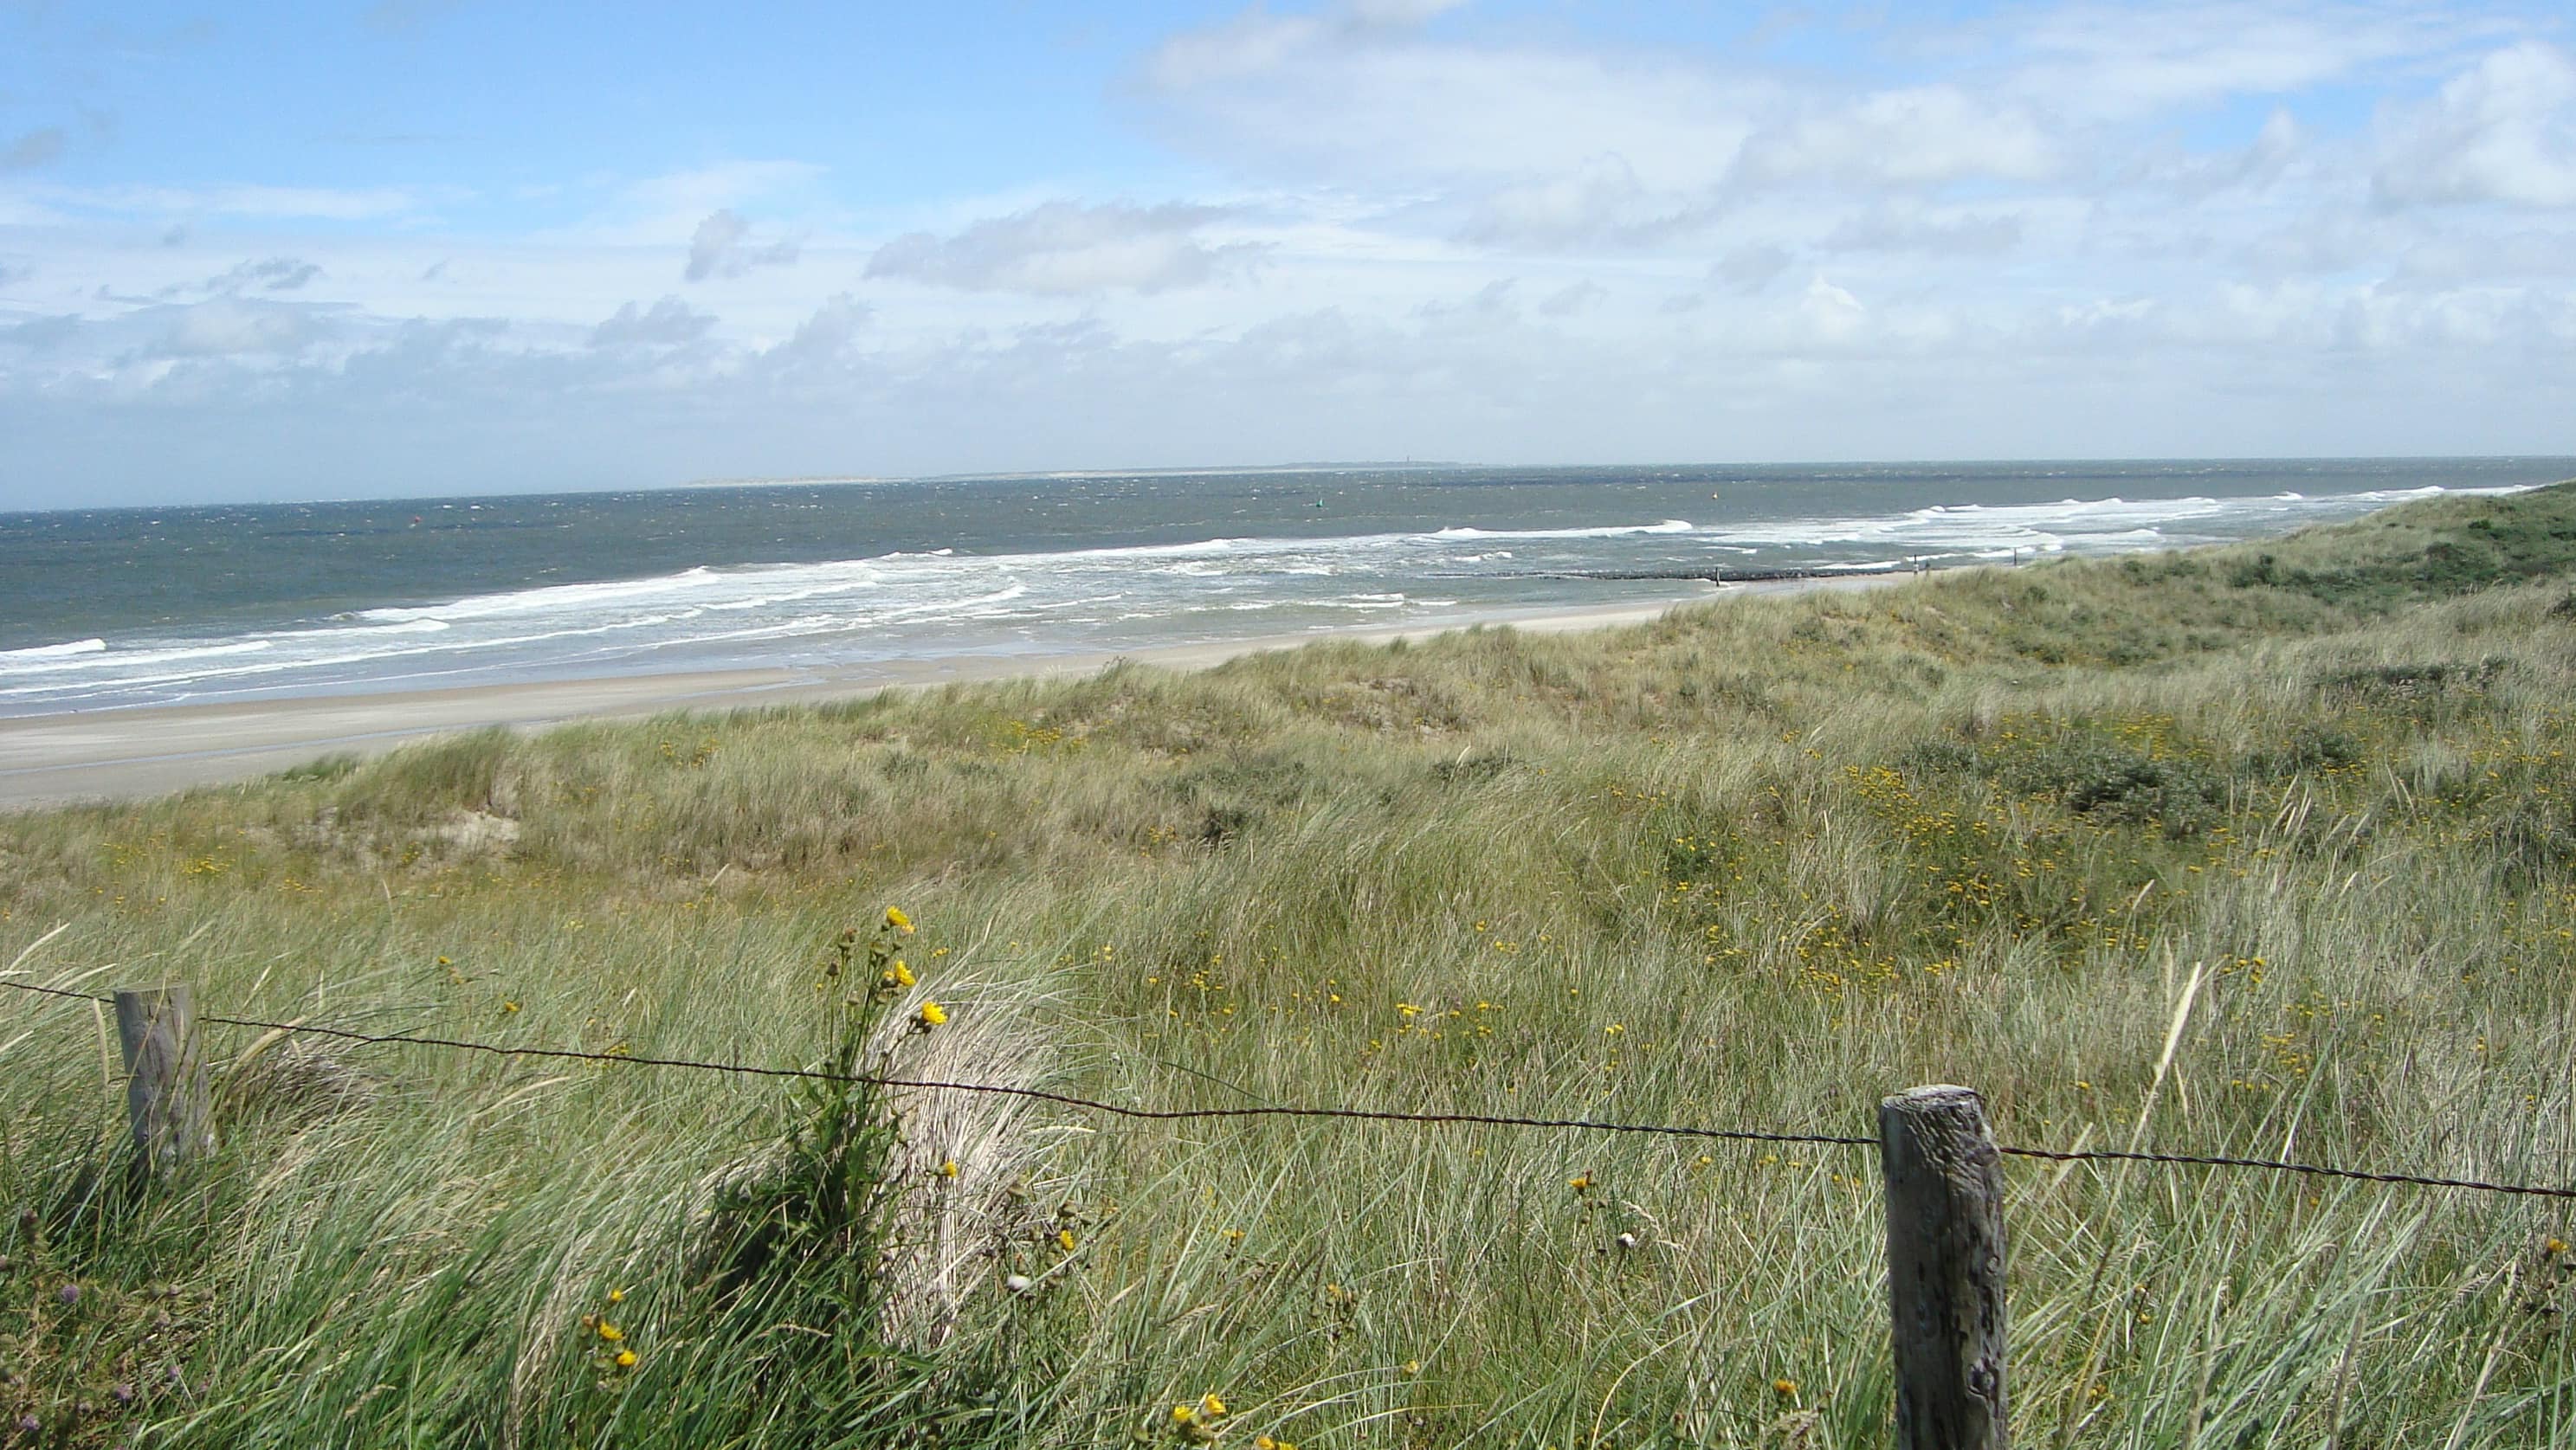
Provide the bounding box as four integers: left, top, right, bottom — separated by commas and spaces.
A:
3, 483, 2575, 1447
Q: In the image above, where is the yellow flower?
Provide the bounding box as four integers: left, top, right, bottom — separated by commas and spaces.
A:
1199, 1392, 1227, 1418
606, 1287, 624, 1305
614, 1349, 637, 1369
1171, 1405, 1197, 1425
1568, 1174, 1593, 1192
2550, 1237, 2570, 1255
884, 905, 915, 934
500, 1001, 521, 1015
890, 960, 916, 987
1057, 1228, 1077, 1252
939, 1158, 959, 1180
918, 1002, 947, 1028
597, 1323, 623, 1343
1772, 1377, 1798, 1398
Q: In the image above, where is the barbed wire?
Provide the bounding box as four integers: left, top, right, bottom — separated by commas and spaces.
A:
1993, 1143, 2572, 1197
0, 976, 1871, 1150
5, 975, 2569, 1198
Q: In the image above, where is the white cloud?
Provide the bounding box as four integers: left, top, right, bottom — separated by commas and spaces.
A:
1731, 87, 2059, 189
2, 126, 67, 172
1537, 280, 1605, 316
1346, 0, 1469, 27
1143, 9, 1330, 89
201, 256, 323, 293
625, 161, 825, 219
1712, 243, 1792, 294
1139, 13, 1766, 191
2390, 228, 2576, 287
684, 209, 801, 282
1798, 274, 1867, 343
1415, 277, 1518, 331
1821, 203, 2023, 255
85, 184, 442, 222
1992, 3, 2460, 120
148, 299, 320, 358
0, 313, 78, 351
762, 293, 873, 371
2374, 41, 2576, 209
868, 201, 1263, 294
1454, 155, 1706, 248
591, 297, 717, 349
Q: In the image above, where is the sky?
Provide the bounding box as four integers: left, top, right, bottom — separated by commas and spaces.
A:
1, 0, 2573, 507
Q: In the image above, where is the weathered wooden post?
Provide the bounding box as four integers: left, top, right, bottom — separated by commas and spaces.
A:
114, 984, 211, 1175
1882, 1084, 2007, 1449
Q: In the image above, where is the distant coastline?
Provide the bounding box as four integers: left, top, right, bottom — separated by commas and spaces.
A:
671, 461, 1476, 490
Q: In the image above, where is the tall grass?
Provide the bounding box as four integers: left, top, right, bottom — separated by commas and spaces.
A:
3, 484, 2573, 1447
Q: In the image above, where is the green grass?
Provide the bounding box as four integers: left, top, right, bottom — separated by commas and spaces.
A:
3, 482, 2574, 1447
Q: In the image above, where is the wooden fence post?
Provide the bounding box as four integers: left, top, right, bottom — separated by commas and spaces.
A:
1882, 1084, 2007, 1450
114, 984, 210, 1175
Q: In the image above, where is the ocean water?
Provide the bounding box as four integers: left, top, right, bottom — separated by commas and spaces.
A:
3, 458, 2568, 715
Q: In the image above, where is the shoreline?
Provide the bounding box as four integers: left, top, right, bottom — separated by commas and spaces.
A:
0, 576, 1895, 809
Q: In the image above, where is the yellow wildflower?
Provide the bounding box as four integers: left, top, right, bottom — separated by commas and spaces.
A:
614, 1349, 637, 1369
1199, 1392, 1226, 1418
1171, 1405, 1196, 1425
1058, 1228, 1077, 1252
1772, 1377, 1797, 1398
597, 1323, 623, 1343
939, 1158, 959, 1180
1568, 1174, 1593, 1192
2549, 1237, 2569, 1255
918, 1002, 947, 1028
884, 905, 915, 934
500, 1001, 520, 1015
890, 960, 916, 987
606, 1288, 624, 1305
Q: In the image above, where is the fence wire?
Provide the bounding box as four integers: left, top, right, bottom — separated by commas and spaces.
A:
4, 974, 2569, 1199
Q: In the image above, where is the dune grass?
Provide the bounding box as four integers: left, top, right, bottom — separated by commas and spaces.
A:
3, 482, 2574, 1447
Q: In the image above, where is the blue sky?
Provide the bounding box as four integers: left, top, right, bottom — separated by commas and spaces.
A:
2, 0, 2572, 506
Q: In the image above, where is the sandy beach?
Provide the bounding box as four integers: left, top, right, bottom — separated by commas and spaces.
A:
0, 579, 1901, 809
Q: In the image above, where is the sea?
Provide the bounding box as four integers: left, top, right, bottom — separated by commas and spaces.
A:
3, 457, 2569, 717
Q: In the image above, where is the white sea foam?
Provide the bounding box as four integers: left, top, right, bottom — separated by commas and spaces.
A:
358, 565, 728, 623
1430, 519, 1694, 541
1, 637, 107, 661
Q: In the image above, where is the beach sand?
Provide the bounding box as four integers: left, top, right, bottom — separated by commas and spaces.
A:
0, 577, 1897, 809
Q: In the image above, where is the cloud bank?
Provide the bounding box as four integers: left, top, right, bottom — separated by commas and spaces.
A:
0, 2, 2571, 506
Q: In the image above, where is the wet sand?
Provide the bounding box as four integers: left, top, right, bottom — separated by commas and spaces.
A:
0, 577, 1898, 809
